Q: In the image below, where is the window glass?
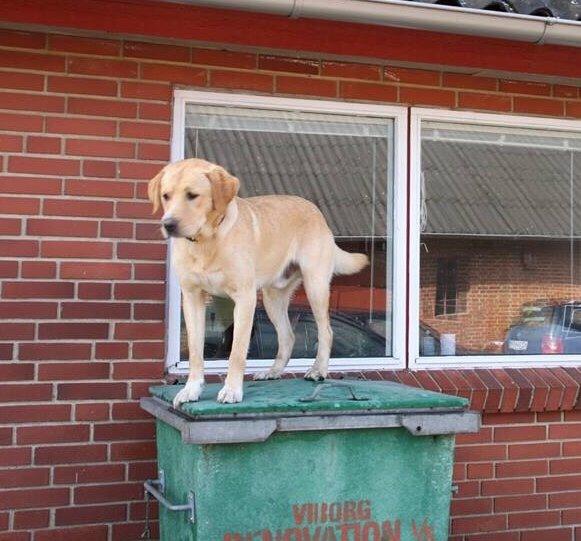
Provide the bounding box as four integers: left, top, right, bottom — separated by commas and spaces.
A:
180, 105, 395, 363
419, 122, 581, 357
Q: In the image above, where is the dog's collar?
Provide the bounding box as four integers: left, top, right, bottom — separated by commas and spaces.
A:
185, 215, 225, 244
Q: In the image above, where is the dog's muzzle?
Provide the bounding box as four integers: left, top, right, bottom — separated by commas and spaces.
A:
162, 218, 178, 236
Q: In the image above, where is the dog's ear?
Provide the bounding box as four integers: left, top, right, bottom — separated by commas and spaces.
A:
207, 166, 239, 216
148, 170, 164, 214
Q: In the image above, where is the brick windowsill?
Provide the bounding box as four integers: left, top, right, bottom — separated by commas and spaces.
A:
170, 367, 581, 413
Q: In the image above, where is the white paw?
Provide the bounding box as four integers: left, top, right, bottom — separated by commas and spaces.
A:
253, 368, 283, 381
217, 384, 243, 403
304, 366, 327, 381
173, 379, 204, 408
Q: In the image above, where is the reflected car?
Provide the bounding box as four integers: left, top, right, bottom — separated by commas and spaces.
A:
504, 300, 581, 355
212, 308, 388, 359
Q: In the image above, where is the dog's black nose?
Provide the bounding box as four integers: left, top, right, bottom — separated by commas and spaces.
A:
163, 219, 178, 235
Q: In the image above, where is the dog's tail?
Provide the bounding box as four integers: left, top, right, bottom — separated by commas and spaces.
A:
333, 245, 369, 276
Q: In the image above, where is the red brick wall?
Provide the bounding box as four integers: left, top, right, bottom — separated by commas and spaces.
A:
0, 25, 579, 541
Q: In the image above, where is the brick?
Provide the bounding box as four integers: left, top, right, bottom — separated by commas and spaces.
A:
58, 382, 126, 400
0, 196, 40, 214
553, 85, 578, 98
78, 282, 111, 299
494, 494, 546, 513
74, 482, 143, 504
494, 425, 546, 442
277, 75, 336, 97
385, 67, 440, 85
62, 301, 130, 319
22, 261, 56, 278
54, 464, 125, 485
0, 91, 64, 112
442, 73, 497, 91
0, 346, 12, 362
537, 475, 581, 492
120, 80, 171, 101
321, 61, 381, 81
100, 220, 133, 238
563, 508, 581, 525
481, 478, 534, 496
508, 510, 560, 529
60, 262, 131, 280
94, 421, 154, 441
0, 111, 43, 132
548, 423, 581, 439
0, 383, 51, 402
46, 116, 117, 136
119, 121, 170, 141
116, 201, 157, 219
514, 97, 564, 116
123, 40, 190, 62
17, 425, 89, 445
138, 102, 171, 121
191, 47, 255, 69
141, 63, 206, 85
0, 239, 38, 257
0, 28, 46, 49
134, 263, 164, 280
0, 261, 18, 278
67, 56, 138, 78
3, 281, 73, 299
112, 522, 158, 541
117, 242, 166, 260
0, 531, 29, 541
19, 343, 91, 361
521, 528, 573, 541
118, 161, 165, 179
95, 342, 129, 359
41, 240, 113, 259
48, 75, 117, 96
455, 444, 507, 462
38, 322, 109, 339
500, 80, 551, 95
0, 133, 22, 151
458, 92, 511, 112
112, 402, 150, 420
496, 459, 548, 478
131, 380, 163, 399
508, 441, 560, 459
55, 503, 126, 526
13, 509, 50, 529
38, 362, 110, 381
339, 81, 397, 102
0, 467, 50, 487
9, 156, 79, 175
565, 101, 581, 118
549, 491, 581, 508
66, 178, 134, 198
483, 412, 535, 425
138, 142, 170, 161
550, 457, 581, 475
27, 218, 98, 237
0, 50, 64, 72
65, 139, 135, 159
68, 97, 137, 118
113, 362, 164, 379
115, 283, 165, 300
35, 444, 108, 465
75, 403, 109, 421
48, 34, 120, 56
0, 428, 11, 446
0, 218, 20, 235
0, 487, 69, 510
450, 497, 493, 516
128, 461, 156, 481
130, 501, 159, 521
133, 303, 164, 320
451, 514, 506, 535
110, 441, 156, 461
131, 341, 165, 359
0, 364, 34, 381
563, 440, 581, 456
400, 86, 455, 107
35, 525, 108, 541
259, 55, 319, 74
43, 198, 114, 217
114, 322, 164, 339
0, 447, 31, 466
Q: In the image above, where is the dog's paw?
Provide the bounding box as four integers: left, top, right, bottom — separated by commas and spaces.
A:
217, 384, 243, 404
304, 367, 327, 381
173, 379, 204, 408
253, 368, 283, 381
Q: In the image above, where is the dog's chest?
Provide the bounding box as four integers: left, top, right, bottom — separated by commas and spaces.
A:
174, 247, 227, 296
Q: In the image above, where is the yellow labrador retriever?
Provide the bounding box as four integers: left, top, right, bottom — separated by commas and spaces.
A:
149, 159, 369, 405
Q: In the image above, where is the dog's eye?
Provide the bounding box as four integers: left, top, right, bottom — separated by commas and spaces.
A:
186, 192, 198, 201
162, 193, 170, 201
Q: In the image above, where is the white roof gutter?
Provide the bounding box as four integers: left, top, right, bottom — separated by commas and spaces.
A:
163, 0, 581, 47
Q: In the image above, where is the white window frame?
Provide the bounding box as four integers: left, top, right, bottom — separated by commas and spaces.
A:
166, 90, 408, 375
409, 107, 581, 369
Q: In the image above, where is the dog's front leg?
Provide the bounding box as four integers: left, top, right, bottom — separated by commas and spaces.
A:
173, 287, 206, 408
217, 292, 256, 403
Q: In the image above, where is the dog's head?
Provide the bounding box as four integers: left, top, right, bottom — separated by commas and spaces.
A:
148, 159, 239, 240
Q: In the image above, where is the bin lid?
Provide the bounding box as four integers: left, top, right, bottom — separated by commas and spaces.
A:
149, 379, 468, 417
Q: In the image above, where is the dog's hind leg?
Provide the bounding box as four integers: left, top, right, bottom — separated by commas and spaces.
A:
254, 274, 301, 381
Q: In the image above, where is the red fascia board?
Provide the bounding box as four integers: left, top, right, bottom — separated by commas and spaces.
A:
0, 0, 579, 79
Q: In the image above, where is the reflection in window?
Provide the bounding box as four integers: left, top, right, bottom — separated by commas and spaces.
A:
180, 105, 395, 362
420, 122, 581, 356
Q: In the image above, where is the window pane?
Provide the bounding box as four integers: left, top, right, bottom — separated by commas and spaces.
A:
180, 105, 394, 363
419, 122, 581, 357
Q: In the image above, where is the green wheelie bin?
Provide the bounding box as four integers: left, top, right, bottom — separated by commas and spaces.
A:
140, 379, 480, 541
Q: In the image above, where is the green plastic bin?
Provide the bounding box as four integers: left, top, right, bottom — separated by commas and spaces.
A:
141, 379, 479, 541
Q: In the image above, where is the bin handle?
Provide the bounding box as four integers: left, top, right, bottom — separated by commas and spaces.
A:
142, 470, 195, 533
299, 381, 369, 403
